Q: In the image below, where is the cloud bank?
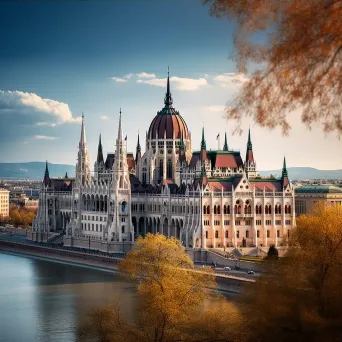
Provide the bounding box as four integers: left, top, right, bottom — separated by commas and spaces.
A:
0, 90, 80, 125
137, 76, 208, 91
34, 135, 58, 140
213, 73, 248, 87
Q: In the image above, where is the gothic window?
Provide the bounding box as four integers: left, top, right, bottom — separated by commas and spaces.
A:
142, 172, 147, 185
265, 205, 269, 215
238, 205, 241, 214
207, 205, 210, 215
159, 159, 163, 180
167, 159, 172, 179
237, 230, 240, 238
214, 205, 217, 215
246, 230, 249, 238
248, 205, 251, 214
205, 231, 208, 239
224, 205, 227, 214
225, 230, 228, 238
267, 230, 270, 238
122, 226, 125, 233
244, 205, 248, 214
268, 205, 272, 214
215, 231, 218, 238
217, 205, 221, 215
257, 230, 260, 238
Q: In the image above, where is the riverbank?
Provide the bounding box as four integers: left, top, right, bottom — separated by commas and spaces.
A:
0, 237, 253, 294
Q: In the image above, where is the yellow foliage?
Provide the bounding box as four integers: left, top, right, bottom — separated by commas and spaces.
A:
204, 0, 342, 135
79, 234, 243, 342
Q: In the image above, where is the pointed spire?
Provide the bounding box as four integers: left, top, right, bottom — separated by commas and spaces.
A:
97, 134, 104, 164
223, 131, 228, 151
65, 172, 68, 179
80, 112, 86, 146
43, 160, 50, 187
247, 128, 252, 150
281, 155, 289, 188
282, 156, 288, 177
136, 132, 141, 153
201, 127, 206, 150
164, 66, 173, 106
118, 108, 123, 141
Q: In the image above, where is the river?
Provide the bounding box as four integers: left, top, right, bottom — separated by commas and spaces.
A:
0, 252, 136, 342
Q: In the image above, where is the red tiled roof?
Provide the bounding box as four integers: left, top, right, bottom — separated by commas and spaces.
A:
249, 181, 282, 191
208, 181, 233, 191
215, 155, 239, 168
127, 155, 135, 171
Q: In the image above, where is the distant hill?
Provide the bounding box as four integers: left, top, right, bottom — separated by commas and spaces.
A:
0, 163, 340, 181
0, 162, 75, 179
259, 167, 342, 180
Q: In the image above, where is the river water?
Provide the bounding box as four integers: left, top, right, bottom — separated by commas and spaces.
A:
0, 252, 136, 342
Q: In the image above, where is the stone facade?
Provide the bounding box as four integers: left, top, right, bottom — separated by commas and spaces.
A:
32, 74, 296, 251
0, 188, 9, 218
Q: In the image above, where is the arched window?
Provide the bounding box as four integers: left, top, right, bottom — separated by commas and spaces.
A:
285, 205, 288, 214
238, 205, 241, 214
278, 205, 282, 214
167, 159, 172, 179
122, 201, 126, 213
268, 205, 272, 214
248, 205, 251, 214
203, 205, 207, 215
122, 225, 125, 233
207, 205, 210, 215
159, 159, 163, 180
244, 205, 248, 214
234, 205, 238, 214
227, 205, 230, 214
236, 230, 240, 238
224, 205, 227, 214
255, 205, 259, 214
214, 205, 217, 215
275, 205, 278, 214
246, 230, 249, 238
225, 230, 228, 238
267, 230, 270, 238
217, 205, 221, 215
265, 205, 269, 214
288, 205, 291, 214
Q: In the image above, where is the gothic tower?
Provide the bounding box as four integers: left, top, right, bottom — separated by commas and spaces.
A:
76, 114, 91, 186
244, 128, 257, 178
108, 110, 133, 242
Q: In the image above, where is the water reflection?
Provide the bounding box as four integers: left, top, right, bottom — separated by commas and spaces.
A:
0, 253, 136, 342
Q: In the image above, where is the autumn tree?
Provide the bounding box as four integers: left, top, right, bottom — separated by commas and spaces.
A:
241, 202, 342, 342
79, 234, 244, 342
204, 0, 342, 135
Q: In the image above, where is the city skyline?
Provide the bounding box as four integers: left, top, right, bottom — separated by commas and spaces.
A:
0, 0, 340, 170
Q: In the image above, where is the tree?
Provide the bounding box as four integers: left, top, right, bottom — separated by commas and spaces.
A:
266, 244, 279, 259
204, 0, 342, 135
241, 202, 342, 341
79, 234, 244, 342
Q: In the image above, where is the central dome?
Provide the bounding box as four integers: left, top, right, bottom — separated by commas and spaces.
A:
148, 74, 189, 140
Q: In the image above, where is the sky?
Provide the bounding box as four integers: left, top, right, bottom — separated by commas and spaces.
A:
0, 0, 340, 171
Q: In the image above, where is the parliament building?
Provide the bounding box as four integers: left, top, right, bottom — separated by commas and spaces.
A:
32, 74, 295, 253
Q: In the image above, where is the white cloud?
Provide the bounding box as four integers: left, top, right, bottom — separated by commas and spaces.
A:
123, 73, 134, 79
206, 105, 226, 113
100, 115, 109, 120
111, 77, 128, 83
0, 90, 81, 124
36, 122, 57, 127
136, 72, 156, 79
137, 76, 208, 91
34, 135, 58, 140
213, 73, 248, 87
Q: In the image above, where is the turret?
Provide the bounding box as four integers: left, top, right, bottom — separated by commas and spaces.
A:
135, 133, 141, 164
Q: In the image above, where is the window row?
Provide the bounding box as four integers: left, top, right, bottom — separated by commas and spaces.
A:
205, 229, 289, 239
204, 204, 292, 215
81, 223, 103, 232
81, 215, 107, 222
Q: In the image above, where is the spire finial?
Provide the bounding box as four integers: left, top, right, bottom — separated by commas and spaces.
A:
282, 155, 288, 176
247, 128, 252, 150
201, 127, 206, 150
80, 112, 86, 145
164, 67, 173, 106
223, 131, 228, 151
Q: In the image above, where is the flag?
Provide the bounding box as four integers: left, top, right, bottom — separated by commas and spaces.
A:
125, 135, 127, 141
216, 133, 220, 140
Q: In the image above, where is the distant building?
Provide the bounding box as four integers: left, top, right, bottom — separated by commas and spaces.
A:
0, 188, 9, 218
295, 185, 342, 216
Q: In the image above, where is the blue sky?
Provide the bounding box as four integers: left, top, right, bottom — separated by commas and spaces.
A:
0, 0, 340, 171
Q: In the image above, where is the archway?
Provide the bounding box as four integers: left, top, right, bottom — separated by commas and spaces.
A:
138, 217, 145, 236
163, 218, 168, 236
